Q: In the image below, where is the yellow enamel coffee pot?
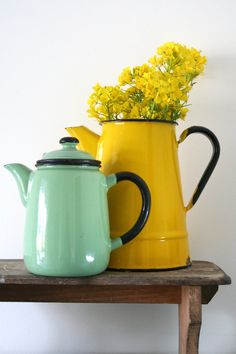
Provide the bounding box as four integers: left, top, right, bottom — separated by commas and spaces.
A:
66, 120, 220, 270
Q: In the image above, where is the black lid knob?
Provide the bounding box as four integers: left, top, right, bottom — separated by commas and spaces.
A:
59, 137, 79, 144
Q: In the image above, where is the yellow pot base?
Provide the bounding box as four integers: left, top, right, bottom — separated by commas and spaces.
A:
108, 237, 191, 270
108, 262, 192, 271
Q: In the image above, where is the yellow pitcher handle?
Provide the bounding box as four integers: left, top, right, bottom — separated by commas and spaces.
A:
178, 126, 220, 211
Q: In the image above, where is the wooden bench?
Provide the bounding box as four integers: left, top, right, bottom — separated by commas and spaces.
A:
0, 260, 231, 354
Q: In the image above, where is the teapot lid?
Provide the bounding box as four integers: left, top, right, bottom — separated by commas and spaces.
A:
36, 137, 101, 168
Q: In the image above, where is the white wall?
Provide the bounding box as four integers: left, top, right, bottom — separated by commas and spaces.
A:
0, 0, 235, 353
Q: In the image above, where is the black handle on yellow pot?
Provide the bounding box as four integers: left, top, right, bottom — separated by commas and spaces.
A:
178, 126, 220, 211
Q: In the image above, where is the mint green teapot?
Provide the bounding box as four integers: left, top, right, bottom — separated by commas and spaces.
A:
5, 137, 151, 277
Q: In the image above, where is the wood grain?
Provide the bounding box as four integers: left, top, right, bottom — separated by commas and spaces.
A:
0, 259, 231, 354
179, 286, 202, 354
0, 284, 181, 303
0, 260, 231, 304
0, 260, 231, 286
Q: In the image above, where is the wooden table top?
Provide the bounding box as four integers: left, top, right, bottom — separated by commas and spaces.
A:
0, 259, 231, 286
0, 260, 230, 353
0, 260, 230, 303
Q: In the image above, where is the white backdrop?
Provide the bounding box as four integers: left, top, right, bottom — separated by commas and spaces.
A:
0, 0, 235, 353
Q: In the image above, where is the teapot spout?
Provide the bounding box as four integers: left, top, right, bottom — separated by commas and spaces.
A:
66, 126, 100, 158
4, 163, 32, 206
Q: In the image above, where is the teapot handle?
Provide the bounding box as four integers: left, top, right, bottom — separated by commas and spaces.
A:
178, 126, 220, 211
107, 172, 151, 251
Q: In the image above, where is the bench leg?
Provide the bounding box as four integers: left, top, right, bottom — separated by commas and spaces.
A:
179, 286, 202, 354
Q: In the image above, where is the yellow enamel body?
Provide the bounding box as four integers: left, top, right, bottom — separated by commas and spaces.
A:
67, 120, 190, 269
100, 121, 190, 269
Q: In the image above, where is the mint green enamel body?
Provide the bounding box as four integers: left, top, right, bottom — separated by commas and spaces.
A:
4, 138, 151, 277
23, 166, 120, 276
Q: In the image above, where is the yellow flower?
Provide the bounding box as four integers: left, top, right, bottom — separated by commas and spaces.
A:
118, 67, 132, 85
180, 107, 189, 120
87, 42, 206, 122
130, 105, 140, 118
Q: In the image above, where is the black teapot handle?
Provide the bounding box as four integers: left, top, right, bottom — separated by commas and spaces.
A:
110, 172, 151, 248
178, 126, 220, 211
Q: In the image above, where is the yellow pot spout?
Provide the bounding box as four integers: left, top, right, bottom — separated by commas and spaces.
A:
66, 126, 100, 158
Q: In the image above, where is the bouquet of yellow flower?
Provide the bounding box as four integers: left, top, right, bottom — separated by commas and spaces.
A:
87, 42, 206, 122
